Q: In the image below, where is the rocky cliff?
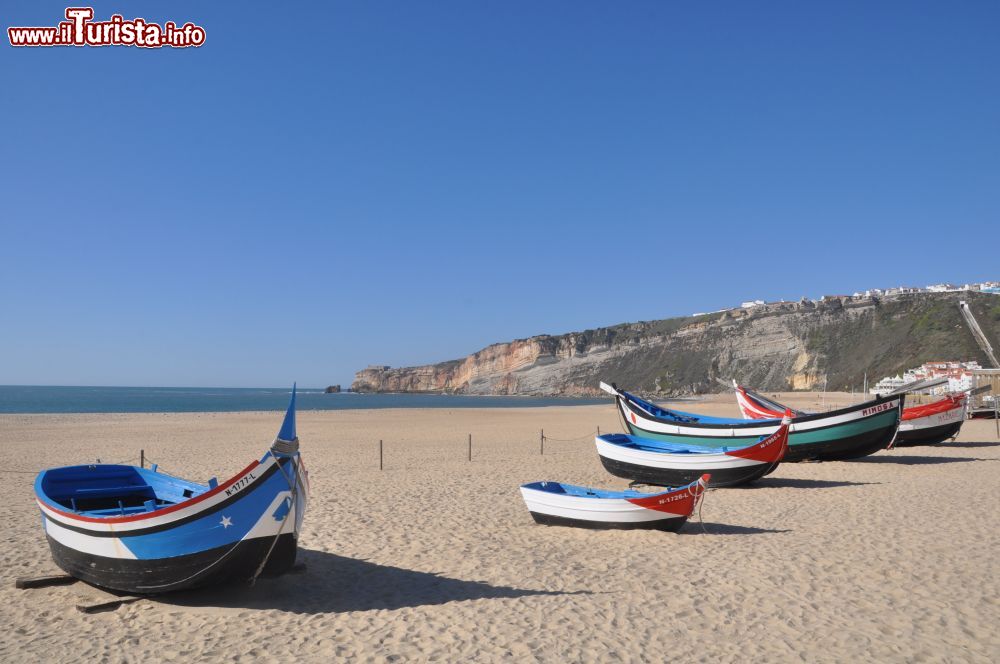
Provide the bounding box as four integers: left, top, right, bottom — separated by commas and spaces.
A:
352, 291, 1000, 396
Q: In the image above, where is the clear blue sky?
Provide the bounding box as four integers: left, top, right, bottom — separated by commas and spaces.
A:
2, 1, 998, 387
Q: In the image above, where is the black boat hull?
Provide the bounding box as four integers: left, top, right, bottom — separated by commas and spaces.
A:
46, 533, 298, 595
780, 422, 898, 462
622, 418, 895, 463
598, 454, 774, 488
528, 511, 689, 531
894, 420, 964, 447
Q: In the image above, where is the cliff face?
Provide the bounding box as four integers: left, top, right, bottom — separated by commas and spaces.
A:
352, 292, 1000, 396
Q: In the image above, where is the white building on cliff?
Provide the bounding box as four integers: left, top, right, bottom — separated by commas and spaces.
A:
871, 361, 982, 395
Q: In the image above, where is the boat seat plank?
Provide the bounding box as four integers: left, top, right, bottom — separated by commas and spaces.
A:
79, 505, 157, 516
72, 484, 154, 498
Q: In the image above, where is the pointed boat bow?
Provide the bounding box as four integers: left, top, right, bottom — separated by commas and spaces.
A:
624, 475, 710, 517
723, 413, 791, 463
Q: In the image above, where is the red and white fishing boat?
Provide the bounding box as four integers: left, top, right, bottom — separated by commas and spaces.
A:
733, 382, 967, 447
519, 475, 709, 531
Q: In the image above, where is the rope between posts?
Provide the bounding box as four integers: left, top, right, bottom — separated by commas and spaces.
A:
541, 433, 597, 443
142, 456, 169, 474
0, 455, 140, 475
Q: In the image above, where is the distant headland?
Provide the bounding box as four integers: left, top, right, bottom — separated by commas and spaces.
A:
351, 285, 1000, 397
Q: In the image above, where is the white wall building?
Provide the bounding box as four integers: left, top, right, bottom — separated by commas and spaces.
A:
926, 283, 957, 292
871, 361, 982, 396
871, 375, 909, 395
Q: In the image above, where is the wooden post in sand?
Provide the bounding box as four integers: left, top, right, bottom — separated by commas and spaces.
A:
468, 433, 472, 461
140, 449, 144, 468
379, 440, 383, 470
540, 429, 544, 455
597, 425, 600, 436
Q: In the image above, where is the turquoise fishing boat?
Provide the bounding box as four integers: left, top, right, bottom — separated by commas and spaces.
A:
601, 383, 902, 462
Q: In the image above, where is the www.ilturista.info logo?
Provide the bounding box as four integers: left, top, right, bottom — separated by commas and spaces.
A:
8, 8, 205, 48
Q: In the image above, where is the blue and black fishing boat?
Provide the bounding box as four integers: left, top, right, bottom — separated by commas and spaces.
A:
596, 415, 790, 487
34, 386, 308, 594
602, 382, 903, 462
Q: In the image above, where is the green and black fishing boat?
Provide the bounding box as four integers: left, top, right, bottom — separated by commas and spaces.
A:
601, 383, 902, 462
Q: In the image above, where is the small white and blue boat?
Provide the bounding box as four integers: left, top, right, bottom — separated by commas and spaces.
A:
33, 387, 308, 594
520, 475, 709, 531
595, 417, 790, 488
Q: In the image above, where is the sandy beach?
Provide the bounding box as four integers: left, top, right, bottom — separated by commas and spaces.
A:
1, 393, 998, 662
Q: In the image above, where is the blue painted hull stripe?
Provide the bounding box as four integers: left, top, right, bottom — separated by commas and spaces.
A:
43, 459, 287, 539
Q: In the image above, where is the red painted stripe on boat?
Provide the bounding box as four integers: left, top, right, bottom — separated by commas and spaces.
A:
740, 383, 963, 422
625, 487, 695, 516
901, 395, 965, 421
625, 476, 708, 516
39, 459, 262, 524
736, 387, 784, 419
724, 422, 789, 462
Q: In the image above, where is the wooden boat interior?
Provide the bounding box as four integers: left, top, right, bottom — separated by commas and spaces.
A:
522, 481, 677, 499
38, 465, 211, 517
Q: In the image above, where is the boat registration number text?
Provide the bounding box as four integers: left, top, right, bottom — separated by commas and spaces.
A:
225, 472, 256, 497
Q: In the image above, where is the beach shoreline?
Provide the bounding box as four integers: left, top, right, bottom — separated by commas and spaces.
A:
2, 394, 997, 661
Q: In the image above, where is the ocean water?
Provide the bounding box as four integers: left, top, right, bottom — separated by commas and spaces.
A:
0, 386, 608, 414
